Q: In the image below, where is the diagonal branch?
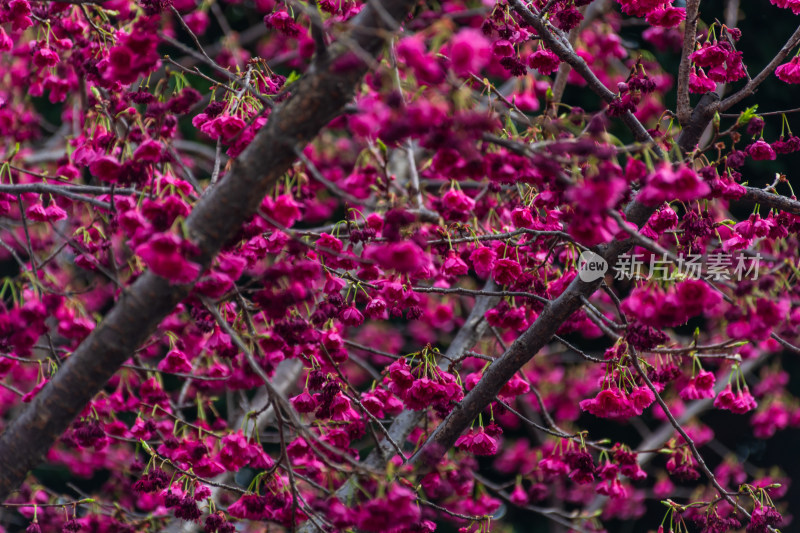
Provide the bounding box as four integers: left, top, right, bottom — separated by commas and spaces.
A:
628, 347, 766, 527
508, 0, 657, 149
719, 23, 800, 111
406, 0, 722, 467
0, 0, 419, 502
677, 0, 700, 125
740, 186, 800, 215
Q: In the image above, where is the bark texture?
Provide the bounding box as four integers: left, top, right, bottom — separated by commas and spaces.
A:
0, 0, 418, 500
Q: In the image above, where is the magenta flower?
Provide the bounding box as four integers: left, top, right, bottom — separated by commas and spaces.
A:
746, 139, 777, 161
33, 47, 59, 68
553, 5, 583, 30
539, 454, 570, 479
776, 56, 800, 83
89, 155, 122, 183
638, 163, 710, 205
499, 374, 530, 400
579, 387, 633, 418
492, 39, 514, 58
448, 28, 491, 77
666, 453, 700, 481
617, 0, 665, 17
364, 297, 387, 318
771, 0, 800, 13
25, 203, 66, 222
227, 494, 271, 520
595, 478, 628, 499
749, 502, 784, 532
356, 485, 420, 532
469, 246, 496, 278
629, 385, 655, 415
200, 114, 247, 143
21, 379, 48, 403
133, 139, 163, 162
441, 188, 475, 214
528, 49, 560, 75
648, 205, 678, 232
675, 279, 720, 316
387, 359, 414, 391
509, 484, 529, 505
690, 43, 727, 68
492, 257, 523, 286
442, 251, 468, 277
680, 370, 716, 400
395, 35, 445, 84
0, 28, 10, 51
217, 432, 256, 471
403, 377, 440, 410
714, 384, 757, 414
597, 461, 619, 480
455, 427, 499, 456
339, 306, 364, 327
157, 349, 193, 374
289, 389, 317, 413
752, 403, 791, 438
360, 392, 385, 417
264, 10, 300, 36
103, 18, 161, 84
621, 285, 680, 327
364, 241, 428, 274
135, 233, 202, 284
645, 6, 685, 27
689, 67, 717, 93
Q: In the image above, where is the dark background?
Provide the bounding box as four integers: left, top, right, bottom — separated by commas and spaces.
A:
11, 0, 800, 531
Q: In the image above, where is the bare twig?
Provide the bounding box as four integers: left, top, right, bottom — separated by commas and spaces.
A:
677, 0, 700, 125
720, 23, 800, 111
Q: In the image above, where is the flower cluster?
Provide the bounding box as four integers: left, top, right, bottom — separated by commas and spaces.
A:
0, 0, 799, 532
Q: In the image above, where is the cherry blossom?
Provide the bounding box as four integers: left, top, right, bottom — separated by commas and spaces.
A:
0, 0, 797, 531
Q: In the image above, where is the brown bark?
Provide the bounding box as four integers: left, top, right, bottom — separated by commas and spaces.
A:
740, 187, 800, 215
0, 0, 418, 501
408, 92, 722, 472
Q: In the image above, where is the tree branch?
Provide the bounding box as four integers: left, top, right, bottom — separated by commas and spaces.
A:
719, 23, 800, 111
677, 0, 700, 125
406, 58, 721, 473
508, 0, 658, 148
0, 0, 419, 502
740, 186, 800, 215
295, 280, 500, 533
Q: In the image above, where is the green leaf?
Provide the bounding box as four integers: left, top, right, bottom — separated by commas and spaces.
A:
737, 104, 760, 127
284, 70, 301, 86
375, 138, 387, 157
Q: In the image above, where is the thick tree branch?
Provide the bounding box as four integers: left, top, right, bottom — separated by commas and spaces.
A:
719, 23, 800, 111
677, 0, 700, 125
406, 87, 720, 473
740, 186, 800, 215
400, 0, 721, 473
0, 0, 419, 502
